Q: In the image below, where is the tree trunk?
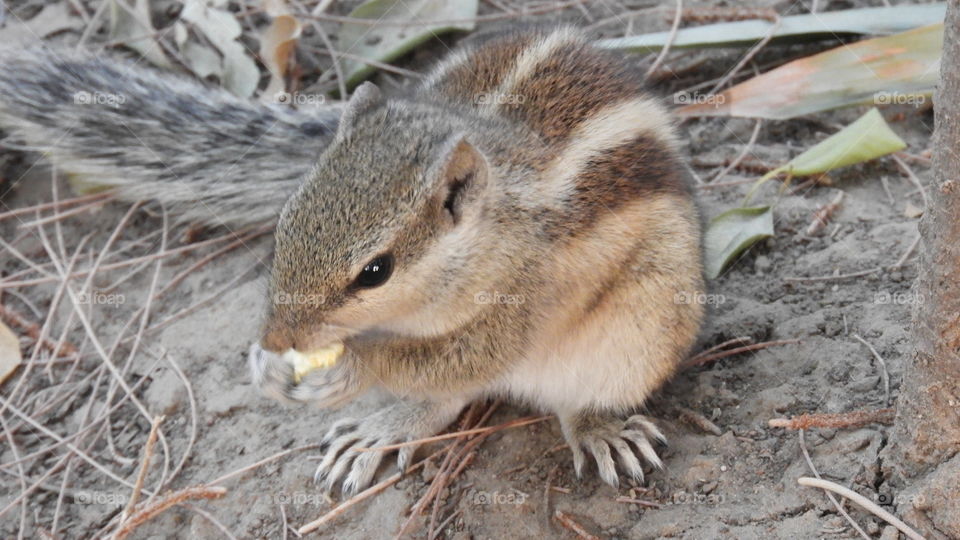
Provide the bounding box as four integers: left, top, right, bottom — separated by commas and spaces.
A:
885, 2, 960, 537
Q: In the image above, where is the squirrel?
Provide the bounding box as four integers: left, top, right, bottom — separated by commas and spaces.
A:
248, 25, 705, 494
0, 27, 705, 494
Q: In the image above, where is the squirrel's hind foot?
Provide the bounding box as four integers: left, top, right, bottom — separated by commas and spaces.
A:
314, 397, 465, 495
560, 411, 667, 488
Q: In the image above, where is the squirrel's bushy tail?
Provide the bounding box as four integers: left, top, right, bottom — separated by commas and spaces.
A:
0, 47, 340, 228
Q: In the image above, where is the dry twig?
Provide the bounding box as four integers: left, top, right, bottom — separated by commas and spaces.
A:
806, 191, 845, 236
797, 477, 923, 540
769, 408, 895, 430
798, 430, 870, 540
121, 416, 165, 522
678, 407, 722, 436
554, 510, 600, 540
112, 486, 228, 540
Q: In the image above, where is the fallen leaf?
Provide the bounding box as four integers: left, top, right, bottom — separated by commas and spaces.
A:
338, 0, 478, 89
109, 0, 174, 69
1, 2, 82, 42
0, 320, 22, 385
180, 40, 223, 81
596, 3, 945, 53
259, 0, 302, 102
180, 0, 260, 97
745, 108, 906, 203
677, 24, 943, 119
903, 201, 924, 218
704, 206, 774, 279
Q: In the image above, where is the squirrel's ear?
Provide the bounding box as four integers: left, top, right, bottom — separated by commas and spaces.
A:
429, 135, 490, 226
335, 82, 382, 142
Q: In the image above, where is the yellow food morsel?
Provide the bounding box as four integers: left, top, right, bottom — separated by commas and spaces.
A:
283, 343, 344, 383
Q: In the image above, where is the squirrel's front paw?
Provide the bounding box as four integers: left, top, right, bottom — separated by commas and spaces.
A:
560, 412, 667, 488
314, 398, 464, 495
247, 343, 358, 407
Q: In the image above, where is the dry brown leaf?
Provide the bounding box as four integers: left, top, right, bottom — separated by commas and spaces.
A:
258, 0, 302, 102
0, 320, 22, 385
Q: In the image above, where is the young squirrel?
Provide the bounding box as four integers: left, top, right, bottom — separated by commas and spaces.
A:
248, 26, 705, 494
0, 28, 704, 494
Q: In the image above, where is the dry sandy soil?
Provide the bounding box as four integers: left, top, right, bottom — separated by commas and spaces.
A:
0, 0, 936, 538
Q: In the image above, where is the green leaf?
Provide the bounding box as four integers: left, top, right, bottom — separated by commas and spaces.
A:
338, 0, 478, 89
677, 24, 943, 119
704, 206, 774, 279
787, 109, 906, 174
596, 3, 945, 53
745, 108, 906, 202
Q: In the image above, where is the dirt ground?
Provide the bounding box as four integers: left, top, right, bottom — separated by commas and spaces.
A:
0, 1, 937, 539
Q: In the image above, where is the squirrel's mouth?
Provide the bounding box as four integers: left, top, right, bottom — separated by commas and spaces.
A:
282, 343, 345, 382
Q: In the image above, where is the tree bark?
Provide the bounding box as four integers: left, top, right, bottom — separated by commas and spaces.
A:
886, 2, 960, 537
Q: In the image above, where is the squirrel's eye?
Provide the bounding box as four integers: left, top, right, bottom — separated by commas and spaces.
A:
354, 254, 393, 288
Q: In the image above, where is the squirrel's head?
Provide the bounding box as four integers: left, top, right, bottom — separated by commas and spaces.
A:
260, 83, 501, 354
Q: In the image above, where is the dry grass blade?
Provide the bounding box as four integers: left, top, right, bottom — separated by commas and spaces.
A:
0, 228, 261, 289
684, 339, 800, 368
353, 415, 552, 452
301, 0, 585, 26
852, 334, 891, 406
207, 445, 321, 486
615, 496, 662, 508
644, 0, 683, 79
0, 192, 113, 222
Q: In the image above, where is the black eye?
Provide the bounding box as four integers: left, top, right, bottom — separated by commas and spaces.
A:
354, 254, 393, 288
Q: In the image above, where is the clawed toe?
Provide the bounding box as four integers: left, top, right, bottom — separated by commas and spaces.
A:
307, 399, 464, 495
562, 412, 666, 487
313, 423, 400, 495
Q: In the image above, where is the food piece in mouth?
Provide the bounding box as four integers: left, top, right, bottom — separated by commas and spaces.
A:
283, 343, 344, 383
